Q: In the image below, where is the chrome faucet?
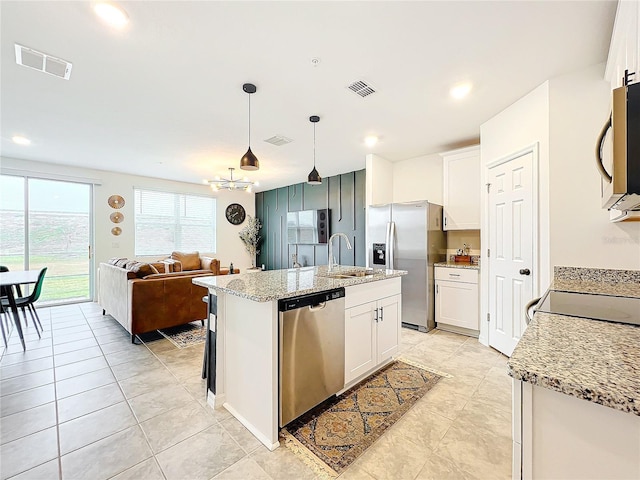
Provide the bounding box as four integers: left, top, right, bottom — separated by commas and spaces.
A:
328, 233, 352, 272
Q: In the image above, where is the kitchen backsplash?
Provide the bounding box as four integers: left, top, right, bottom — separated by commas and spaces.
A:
446, 229, 481, 260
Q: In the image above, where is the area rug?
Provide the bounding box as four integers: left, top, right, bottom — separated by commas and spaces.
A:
158, 321, 206, 348
282, 360, 441, 476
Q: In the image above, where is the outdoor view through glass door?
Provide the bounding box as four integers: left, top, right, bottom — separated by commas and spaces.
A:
0, 175, 93, 304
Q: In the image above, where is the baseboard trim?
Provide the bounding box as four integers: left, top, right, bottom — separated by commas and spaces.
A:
223, 402, 280, 451
436, 323, 479, 338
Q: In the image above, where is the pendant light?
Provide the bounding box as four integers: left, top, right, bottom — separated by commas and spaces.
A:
307, 115, 322, 184
240, 83, 259, 170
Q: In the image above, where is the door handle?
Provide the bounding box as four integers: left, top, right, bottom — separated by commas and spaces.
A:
379, 307, 383, 322
519, 268, 531, 276
374, 308, 379, 322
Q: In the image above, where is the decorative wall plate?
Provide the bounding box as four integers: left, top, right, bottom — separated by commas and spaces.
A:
108, 195, 125, 209
111, 227, 122, 236
110, 212, 124, 223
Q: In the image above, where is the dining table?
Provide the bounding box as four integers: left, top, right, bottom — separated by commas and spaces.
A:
0, 270, 41, 351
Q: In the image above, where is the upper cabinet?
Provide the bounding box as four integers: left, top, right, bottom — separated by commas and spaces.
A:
605, 1, 640, 90
442, 145, 481, 231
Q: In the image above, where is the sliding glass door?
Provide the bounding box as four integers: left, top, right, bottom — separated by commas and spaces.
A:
0, 175, 93, 304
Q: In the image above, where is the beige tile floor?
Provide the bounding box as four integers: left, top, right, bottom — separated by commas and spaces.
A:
0, 303, 511, 480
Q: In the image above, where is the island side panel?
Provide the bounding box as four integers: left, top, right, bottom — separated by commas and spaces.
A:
521, 382, 640, 479
223, 294, 280, 450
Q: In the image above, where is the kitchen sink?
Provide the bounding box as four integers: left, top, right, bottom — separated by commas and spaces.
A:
320, 270, 379, 279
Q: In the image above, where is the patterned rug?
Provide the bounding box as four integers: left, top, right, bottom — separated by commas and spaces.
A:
282, 360, 441, 476
158, 321, 206, 349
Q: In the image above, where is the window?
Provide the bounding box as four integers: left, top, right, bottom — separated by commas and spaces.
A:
134, 188, 216, 256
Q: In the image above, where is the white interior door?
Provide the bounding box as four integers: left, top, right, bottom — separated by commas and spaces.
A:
488, 152, 534, 356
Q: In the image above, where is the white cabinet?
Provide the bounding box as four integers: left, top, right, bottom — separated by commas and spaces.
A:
605, 1, 640, 90
435, 267, 479, 333
344, 278, 402, 385
442, 145, 481, 230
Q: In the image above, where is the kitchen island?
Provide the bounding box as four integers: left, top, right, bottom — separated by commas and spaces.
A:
508, 266, 640, 479
193, 265, 407, 450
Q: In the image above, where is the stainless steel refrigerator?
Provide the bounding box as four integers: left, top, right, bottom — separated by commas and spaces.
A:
367, 201, 447, 332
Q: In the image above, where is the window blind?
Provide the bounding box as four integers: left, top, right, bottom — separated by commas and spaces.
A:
134, 188, 216, 256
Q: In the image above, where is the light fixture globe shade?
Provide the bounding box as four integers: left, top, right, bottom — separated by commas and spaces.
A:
240, 147, 259, 170
307, 166, 322, 185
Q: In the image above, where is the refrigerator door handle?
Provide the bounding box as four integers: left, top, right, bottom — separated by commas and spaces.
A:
385, 222, 392, 269
389, 221, 396, 270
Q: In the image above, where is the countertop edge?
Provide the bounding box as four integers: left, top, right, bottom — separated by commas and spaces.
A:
433, 262, 480, 270
507, 361, 640, 417
193, 269, 407, 302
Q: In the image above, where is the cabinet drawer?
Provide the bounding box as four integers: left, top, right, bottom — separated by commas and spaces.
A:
435, 267, 478, 284
345, 277, 401, 309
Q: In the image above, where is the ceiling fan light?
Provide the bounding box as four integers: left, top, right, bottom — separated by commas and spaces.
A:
240, 147, 259, 170
308, 166, 322, 185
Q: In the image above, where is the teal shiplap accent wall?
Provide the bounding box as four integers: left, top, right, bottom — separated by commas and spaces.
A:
255, 169, 366, 270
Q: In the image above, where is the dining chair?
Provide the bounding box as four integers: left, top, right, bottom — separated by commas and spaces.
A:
0, 267, 47, 336
0, 267, 15, 346
0, 302, 8, 347
0, 265, 32, 330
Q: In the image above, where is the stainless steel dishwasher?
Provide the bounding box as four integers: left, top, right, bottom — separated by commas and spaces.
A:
279, 287, 345, 427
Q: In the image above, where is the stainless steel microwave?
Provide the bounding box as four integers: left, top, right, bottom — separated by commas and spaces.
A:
597, 81, 640, 212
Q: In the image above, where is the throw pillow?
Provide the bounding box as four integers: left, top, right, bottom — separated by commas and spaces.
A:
114, 258, 130, 268
125, 261, 159, 278
171, 251, 200, 271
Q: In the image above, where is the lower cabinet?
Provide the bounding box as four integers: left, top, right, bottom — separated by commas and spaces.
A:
344, 294, 401, 385
435, 267, 479, 332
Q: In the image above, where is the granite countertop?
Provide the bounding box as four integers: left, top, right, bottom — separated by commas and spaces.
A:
434, 262, 480, 270
193, 265, 407, 302
508, 266, 640, 416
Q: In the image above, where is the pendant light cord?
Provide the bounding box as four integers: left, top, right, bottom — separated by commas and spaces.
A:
313, 122, 316, 168
248, 94, 251, 146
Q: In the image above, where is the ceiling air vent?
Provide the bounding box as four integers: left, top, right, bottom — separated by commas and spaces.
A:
14, 44, 72, 80
264, 135, 293, 146
347, 80, 376, 97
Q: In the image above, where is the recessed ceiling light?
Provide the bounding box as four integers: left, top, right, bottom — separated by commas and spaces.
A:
12, 135, 31, 145
450, 82, 472, 100
93, 3, 129, 29
364, 135, 378, 148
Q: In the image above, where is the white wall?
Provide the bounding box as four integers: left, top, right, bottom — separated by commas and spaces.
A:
365, 153, 394, 206
0, 157, 255, 296
392, 153, 443, 205
549, 63, 640, 269
479, 82, 551, 345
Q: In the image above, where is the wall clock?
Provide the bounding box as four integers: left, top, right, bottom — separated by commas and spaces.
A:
225, 203, 246, 225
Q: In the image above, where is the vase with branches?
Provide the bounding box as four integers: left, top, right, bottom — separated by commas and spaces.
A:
238, 215, 262, 268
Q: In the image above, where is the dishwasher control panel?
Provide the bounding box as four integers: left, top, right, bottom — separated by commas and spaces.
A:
278, 287, 346, 311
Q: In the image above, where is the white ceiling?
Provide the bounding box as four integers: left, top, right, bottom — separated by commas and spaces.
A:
0, 1, 616, 192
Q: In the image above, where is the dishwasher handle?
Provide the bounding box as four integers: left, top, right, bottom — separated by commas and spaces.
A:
308, 302, 326, 312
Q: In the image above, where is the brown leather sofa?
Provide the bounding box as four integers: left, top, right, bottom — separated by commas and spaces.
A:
98, 255, 220, 343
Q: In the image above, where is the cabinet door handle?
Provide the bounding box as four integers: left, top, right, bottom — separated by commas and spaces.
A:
449, 273, 460, 277
379, 307, 383, 322
374, 308, 379, 323
436, 284, 439, 294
